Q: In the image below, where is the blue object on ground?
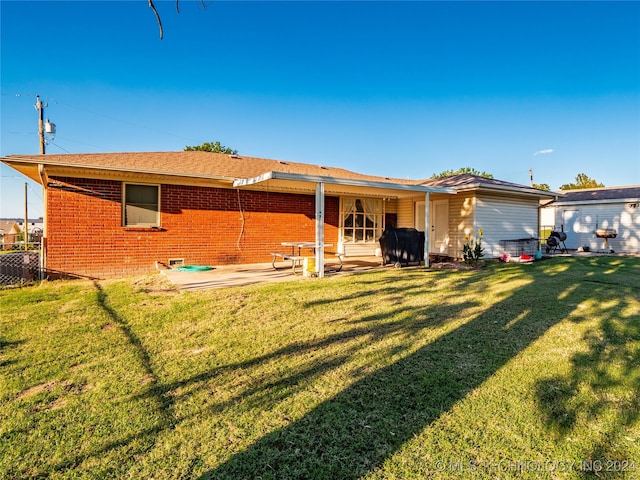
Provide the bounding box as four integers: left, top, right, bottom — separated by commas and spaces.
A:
175, 265, 214, 272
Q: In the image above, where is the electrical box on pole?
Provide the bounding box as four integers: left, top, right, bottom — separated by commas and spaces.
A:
35, 95, 55, 154
36, 95, 45, 154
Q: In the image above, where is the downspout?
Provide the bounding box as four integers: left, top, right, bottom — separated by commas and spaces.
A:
537, 201, 542, 251
315, 182, 325, 278
37, 164, 48, 279
473, 195, 478, 254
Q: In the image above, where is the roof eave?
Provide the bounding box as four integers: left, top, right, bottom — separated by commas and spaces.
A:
548, 197, 640, 206
473, 183, 559, 198
422, 178, 559, 198
1, 155, 237, 184
234, 171, 456, 194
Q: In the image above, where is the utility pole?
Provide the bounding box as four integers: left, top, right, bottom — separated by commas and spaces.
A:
529, 168, 533, 187
36, 95, 45, 154
34, 94, 56, 153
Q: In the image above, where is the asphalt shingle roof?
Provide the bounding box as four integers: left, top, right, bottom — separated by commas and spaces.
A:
555, 186, 640, 202
418, 173, 552, 194
6, 151, 411, 184
3, 152, 556, 197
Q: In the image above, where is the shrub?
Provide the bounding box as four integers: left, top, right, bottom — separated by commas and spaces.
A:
462, 229, 485, 267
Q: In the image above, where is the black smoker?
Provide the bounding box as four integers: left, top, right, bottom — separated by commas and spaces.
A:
546, 231, 568, 254
378, 227, 425, 267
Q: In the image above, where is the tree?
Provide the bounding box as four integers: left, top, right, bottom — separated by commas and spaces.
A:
559, 173, 605, 190
184, 141, 238, 155
148, 0, 206, 40
431, 167, 494, 179
532, 183, 551, 191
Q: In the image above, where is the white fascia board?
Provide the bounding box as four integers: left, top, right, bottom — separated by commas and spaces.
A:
234, 171, 275, 187
471, 184, 559, 198
233, 171, 456, 194
550, 197, 640, 207
1, 156, 236, 183
430, 180, 558, 198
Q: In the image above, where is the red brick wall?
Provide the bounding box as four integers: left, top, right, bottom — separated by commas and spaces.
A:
45, 177, 339, 279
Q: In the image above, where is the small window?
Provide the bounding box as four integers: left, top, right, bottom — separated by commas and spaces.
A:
123, 183, 160, 227
168, 258, 184, 268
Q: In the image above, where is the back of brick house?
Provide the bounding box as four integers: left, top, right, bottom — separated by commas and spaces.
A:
48, 177, 339, 279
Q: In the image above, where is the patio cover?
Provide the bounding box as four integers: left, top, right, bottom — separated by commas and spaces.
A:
234, 171, 456, 275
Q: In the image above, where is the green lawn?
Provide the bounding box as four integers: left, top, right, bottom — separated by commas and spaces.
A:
1, 257, 639, 479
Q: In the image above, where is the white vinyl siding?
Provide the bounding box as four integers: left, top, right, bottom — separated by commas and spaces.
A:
385, 198, 398, 215
400, 193, 542, 259
448, 193, 475, 260
396, 197, 417, 228
400, 194, 474, 259
550, 202, 640, 253
475, 195, 539, 258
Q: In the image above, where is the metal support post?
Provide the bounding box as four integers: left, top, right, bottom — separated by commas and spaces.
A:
315, 182, 325, 277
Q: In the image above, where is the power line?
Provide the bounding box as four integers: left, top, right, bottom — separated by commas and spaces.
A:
57, 101, 201, 143
1, 92, 57, 103
5, 92, 203, 148
26, 184, 43, 201
47, 136, 108, 151
48, 141, 72, 153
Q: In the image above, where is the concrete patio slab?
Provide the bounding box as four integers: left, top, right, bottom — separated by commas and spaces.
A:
159, 251, 637, 291
161, 256, 385, 291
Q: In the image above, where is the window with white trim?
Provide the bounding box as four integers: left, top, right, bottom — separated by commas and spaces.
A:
123, 183, 160, 227
341, 197, 384, 243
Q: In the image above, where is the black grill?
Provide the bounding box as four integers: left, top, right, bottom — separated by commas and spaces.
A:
546, 231, 567, 254
379, 227, 425, 267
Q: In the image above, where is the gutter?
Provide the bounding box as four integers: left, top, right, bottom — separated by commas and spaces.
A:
1, 155, 237, 184
548, 197, 640, 207
37, 163, 48, 278
37, 163, 49, 187
234, 171, 457, 194
453, 182, 559, 198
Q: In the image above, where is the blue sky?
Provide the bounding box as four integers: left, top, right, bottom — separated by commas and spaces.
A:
1, 0, 639, 218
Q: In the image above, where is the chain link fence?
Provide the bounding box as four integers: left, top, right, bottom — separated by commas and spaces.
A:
0, 251, 41, 286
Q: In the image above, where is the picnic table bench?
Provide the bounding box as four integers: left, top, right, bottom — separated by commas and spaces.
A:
271, 242, 343, 274
270, 252, 306, 273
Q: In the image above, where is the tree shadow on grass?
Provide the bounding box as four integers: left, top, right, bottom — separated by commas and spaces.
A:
0, 337, 24, 368
49, 275, 472, 475
93, 281, 175, 420
46, 282, 179, 475
534, 261, 640, 477
43, 259, 627, 478
127, 267, 489, 410
199, 266, 591, 480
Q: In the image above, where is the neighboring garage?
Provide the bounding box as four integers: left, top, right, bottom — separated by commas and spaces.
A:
540, 186, 640, 253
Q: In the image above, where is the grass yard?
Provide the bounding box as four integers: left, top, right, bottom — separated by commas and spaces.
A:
1, 256, 639, 479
